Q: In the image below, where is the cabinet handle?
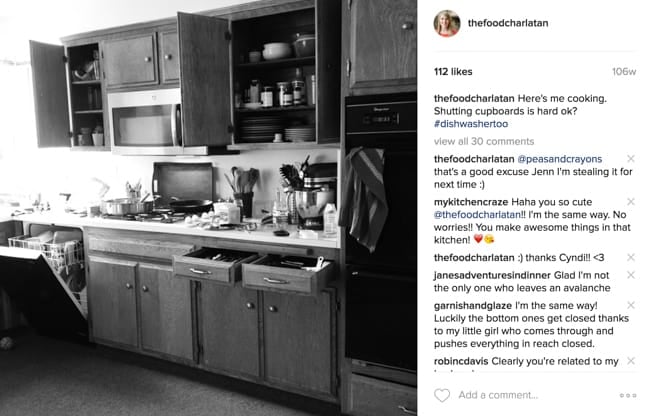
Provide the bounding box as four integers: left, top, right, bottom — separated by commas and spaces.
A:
398, 405, 417, 415
142, 285, 149, 292
125, 283, 133, 289
401, 22, 414, 30
164, 54, 172, 60
144, 56, 152, 62
268, 306, 278, 313
263, 277, 289, 284
246, 302, 255, 309
190, 268, 211, 275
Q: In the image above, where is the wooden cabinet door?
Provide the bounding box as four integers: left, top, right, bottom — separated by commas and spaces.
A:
348, 0, 416, 91
103, 33, 158, 89
29, 41, 71, 147
178, 12, 231, 147
138, 263, 193, 361
159, 30, 180, 84
200, 282, 259, 378
263, 291, 334, 396
87, 255, 138, 347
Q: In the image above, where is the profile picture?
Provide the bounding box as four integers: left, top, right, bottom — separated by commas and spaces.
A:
434, 10, 460, 37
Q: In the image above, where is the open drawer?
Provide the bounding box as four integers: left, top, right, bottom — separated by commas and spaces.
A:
173, 248, 258, 285
242, 255, 334, 296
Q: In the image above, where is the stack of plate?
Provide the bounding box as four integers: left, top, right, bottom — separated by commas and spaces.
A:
284, 125, 316, 142
239, 116, 285, 143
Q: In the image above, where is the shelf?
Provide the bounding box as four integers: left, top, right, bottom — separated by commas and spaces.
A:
74, 109, 103, 115
236, 56, 315, 69
236, 105, 315, 114
71, 145, 111, 152
71, 79, 101, 85
227, 142, 339, 151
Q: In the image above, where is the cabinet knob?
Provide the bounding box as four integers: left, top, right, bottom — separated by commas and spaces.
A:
401, 22, 414, 30
142, 285, 149, 292
268, 306, 278, 313
164, 54, 172, 60
144, 56, 152, 62
125, 283, 133, 289
246, 302, 255, 309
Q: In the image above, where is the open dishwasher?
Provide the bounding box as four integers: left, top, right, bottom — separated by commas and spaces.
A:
0, 224, 87, 339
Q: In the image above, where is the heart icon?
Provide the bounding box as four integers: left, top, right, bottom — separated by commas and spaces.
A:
473, 234, 483, 243
434, 388, 451, 402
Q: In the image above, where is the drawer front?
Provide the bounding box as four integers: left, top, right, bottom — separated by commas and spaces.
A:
173, 249, 257, 285
347, 375, 417, 416
88, 236, 194, 260
242, 256, 333, 296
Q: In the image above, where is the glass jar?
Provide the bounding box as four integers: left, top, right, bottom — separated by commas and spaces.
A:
261, 86, 274, 108
277, 82, 292, 107
291, 80, 304, 106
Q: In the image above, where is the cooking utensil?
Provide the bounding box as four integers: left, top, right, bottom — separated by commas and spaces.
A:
101, 198, 154, 215
169, 199, 214, 214
224, 173, 236, 193
139, 192, 151, 203
294, 189, 335, 219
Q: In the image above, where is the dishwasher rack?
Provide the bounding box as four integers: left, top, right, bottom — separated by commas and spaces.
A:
8, 235, 87, 314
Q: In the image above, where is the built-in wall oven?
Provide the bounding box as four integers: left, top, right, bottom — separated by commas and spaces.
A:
343, 92, 417, 374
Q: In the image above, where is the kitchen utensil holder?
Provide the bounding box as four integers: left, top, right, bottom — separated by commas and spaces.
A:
234, 192, 253, 218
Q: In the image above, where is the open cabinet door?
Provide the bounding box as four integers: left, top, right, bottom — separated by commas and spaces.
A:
0, 247, 87, 339
29, 41, 71, 148
178, 12, 232, 147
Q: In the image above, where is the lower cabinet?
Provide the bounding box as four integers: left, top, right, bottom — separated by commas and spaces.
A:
263, 291, 333, 396
199, 282, 260, 378
87, 255, 193, 362
87, 256, 138, 348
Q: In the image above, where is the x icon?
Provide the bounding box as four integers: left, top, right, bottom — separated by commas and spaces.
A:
627, 271, 635, 279
627, 253, 635, 262
627, 301, 635, 309
628, 357, 635, 365
627, 155, 635, 163
627, 198, 635, 206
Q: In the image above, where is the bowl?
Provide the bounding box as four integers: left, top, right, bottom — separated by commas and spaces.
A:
248, 50, 262, 63
263, 42, 292, 60
293, 36, 315, 57
294, 189, 335, 219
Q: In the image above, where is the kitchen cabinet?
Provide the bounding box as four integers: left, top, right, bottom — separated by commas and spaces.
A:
263, 290, 335, 396
227, 0, 341, 149
343, 0, 417, 94
86, 232, 194, 362
30, 40, 109, 150
102, 24, 180, 90
159, 29, 180, 84
199, 282, 260, 378
86, 256, 138, 348
103, 33, 160, 89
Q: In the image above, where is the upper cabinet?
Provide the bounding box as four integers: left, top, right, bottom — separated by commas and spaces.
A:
102, 24, 179, 90
30, 39, 109, 150
227, 0, 341, 149
343, 0, 417, 94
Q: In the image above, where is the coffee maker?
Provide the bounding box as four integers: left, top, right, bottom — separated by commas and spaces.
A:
294, 163, 337, 230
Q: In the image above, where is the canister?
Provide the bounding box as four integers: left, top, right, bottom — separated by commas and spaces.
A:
262, 86, 274, 108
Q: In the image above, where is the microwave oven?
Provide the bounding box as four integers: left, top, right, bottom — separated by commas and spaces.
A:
108, 88, 217, 156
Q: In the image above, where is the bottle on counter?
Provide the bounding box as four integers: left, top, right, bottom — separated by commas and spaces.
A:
323, 203, 337, 238
272, 188, 289, 230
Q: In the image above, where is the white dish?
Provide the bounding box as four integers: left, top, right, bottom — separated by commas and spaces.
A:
244, 102, 263, 110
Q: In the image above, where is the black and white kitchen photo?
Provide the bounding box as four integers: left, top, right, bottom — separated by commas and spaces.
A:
0, 0, 416, 414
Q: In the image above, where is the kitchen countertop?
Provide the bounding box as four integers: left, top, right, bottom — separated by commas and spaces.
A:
10, 212, 339, 249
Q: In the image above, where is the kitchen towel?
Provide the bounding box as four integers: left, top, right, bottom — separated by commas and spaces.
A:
338, 147, 387, 253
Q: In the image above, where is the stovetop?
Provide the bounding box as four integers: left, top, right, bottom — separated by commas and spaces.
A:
101, 210, 186, 224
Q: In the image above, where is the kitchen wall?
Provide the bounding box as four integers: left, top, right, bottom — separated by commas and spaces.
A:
0, 0, 339, 214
